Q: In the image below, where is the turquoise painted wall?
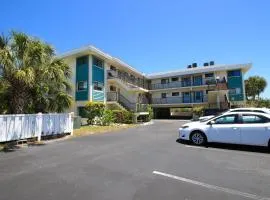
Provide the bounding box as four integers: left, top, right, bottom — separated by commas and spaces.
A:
76, 56, 89, 101
92, 65, 104, 83
92, 56, 105, 101
227, 70, 244, 101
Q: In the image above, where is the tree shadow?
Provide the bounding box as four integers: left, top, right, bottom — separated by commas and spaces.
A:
176, 139, 270, 154
1, 140, 46, 153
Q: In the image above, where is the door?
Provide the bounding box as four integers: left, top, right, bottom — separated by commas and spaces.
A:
208, 114, 241, 144
239, 114, 270, 146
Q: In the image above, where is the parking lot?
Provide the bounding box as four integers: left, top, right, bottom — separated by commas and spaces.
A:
1, 120, 270, 200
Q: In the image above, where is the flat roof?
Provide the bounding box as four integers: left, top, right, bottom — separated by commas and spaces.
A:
58, 45, 252, 79
147, 63, 252, 79
58, 45, 145, 77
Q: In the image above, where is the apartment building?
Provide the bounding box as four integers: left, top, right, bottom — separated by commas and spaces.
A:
59, 45, 251, 119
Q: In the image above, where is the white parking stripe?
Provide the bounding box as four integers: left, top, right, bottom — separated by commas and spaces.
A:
184, 145, 270, 158
153, 170, 270, 200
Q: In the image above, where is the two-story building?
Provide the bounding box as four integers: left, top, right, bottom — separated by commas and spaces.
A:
59, 45, 251, 119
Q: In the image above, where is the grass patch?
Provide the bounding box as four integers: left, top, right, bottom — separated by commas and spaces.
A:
73, 124, 136, 137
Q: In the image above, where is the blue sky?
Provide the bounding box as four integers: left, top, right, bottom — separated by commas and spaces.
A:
1, 0, 270, 97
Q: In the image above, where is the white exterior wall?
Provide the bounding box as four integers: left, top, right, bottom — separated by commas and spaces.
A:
63, 56, 77, 114
215, 70, 227, 81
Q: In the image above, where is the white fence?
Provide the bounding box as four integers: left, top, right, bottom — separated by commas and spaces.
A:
0, 113, 74, 143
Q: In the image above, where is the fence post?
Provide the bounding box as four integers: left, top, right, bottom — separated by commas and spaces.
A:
37, 112, 43, 142
70, 112, 74, 136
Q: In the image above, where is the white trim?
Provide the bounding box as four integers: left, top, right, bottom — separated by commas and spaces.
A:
147, 63, 252, 79
59, 45, 145, 77
59, 45, 252, 80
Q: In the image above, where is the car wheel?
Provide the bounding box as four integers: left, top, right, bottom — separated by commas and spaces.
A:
190, 131, 207, 146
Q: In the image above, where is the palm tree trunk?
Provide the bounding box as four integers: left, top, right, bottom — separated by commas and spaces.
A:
9, 87, 29, 114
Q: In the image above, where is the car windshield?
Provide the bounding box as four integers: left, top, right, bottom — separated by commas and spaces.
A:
199, 111, 228, 122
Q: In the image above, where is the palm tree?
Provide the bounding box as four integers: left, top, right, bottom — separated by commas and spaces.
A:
245, 76, 267, 100
0, 31, 72, 114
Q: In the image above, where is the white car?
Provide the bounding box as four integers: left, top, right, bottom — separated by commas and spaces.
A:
198, 107, 270, 121
179, 112, 270, 148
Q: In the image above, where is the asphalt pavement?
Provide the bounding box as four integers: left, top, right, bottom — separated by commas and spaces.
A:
1, 120, 270, 200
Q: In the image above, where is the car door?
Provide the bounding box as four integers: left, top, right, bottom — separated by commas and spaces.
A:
207, 114, 241, 144
239, 114, 270, 146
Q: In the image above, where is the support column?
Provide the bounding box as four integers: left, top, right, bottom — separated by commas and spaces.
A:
88, 55, 93, 102
104, 62, 109, 104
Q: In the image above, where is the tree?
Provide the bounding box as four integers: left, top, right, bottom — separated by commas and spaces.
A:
245, 76, 267, 100
0, 31, 72, 114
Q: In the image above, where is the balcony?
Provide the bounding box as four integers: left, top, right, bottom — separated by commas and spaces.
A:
107, 70, 147, 90
152, 95, 208, 104
150, 78, 216, 90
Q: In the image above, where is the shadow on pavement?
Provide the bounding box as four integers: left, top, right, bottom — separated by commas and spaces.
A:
0, 141, 46, 153
176, 139, 270, 154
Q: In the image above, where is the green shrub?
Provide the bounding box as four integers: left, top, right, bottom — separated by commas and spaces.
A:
192, 106, 204, 117
146, 105, 153, 121
112, 110, 133, 124
246, 99, 270, 108
100, 109, 115, 126
85, 102, 105, 125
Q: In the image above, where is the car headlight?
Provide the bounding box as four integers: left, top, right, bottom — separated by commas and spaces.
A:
181, 125, 189, 129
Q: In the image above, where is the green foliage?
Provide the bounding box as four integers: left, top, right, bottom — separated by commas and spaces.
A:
146, 105, 153, 122
100, 109, 115, 126
246, 99, 270, 108
85, 102, 105, 125
0, 31, 73, 114
112, 110, 133, 124
192, 106, 205, 117
245, 76, 267, 100
171, 107, 192, 112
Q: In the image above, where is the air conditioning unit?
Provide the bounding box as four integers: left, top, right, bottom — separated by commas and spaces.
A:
192, 63, 197, 68
203, 62, 209, 67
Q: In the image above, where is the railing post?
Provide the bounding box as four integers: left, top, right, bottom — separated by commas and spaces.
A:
37, 112, 43, 142
70, 112, 74, 136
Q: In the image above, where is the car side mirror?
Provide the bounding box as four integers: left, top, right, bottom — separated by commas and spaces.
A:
209, 121, 215, 125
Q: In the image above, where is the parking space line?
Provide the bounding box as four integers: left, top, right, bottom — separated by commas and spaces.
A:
184, 145, 270, 158
153, 170, 270, 200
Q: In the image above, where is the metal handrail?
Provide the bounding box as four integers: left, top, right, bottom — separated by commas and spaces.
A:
152, 95, 208, 104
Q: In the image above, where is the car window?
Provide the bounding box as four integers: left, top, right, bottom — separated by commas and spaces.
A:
214, 115, 237, 124
241, 114, 267, 124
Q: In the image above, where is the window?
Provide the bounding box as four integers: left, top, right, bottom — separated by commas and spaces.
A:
214, 115, 237, 124
93, 56, 103, 68
77, 81, 87, 91
161, 93, 167, 98
93, 82, 104, 91
172, 92, 179, 96
235, 88, 241, 94
171, 77, 179, 82
205, 73, 214, 78
228, 70, 241, 77
110, 66, 116, 71
161, 79, 169, 84
193, 76, 202, 85
241, 115, 268, 124
194, 91, 203, 102
77, 56, 88, 65
110, 85, 116, 91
